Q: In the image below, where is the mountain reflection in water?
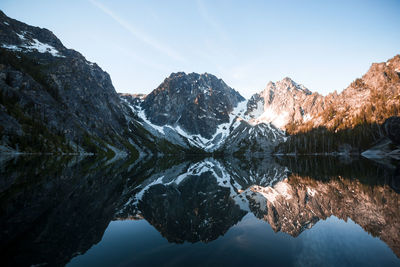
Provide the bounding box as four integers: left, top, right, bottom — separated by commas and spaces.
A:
0, 155, 399, 266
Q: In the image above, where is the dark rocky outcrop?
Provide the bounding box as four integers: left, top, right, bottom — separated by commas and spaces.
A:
384, 116, 400, 145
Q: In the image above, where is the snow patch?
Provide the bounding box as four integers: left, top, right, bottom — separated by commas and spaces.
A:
135, 105, 165, 135
125, 99, 249, 151
303, 114, 312, 122
1, 31, 65, 57
307, 187, 316, 197
16, 33, 26, 40
250, 106, 289, 129
1, 44, 21, 51
29, 38, 64, 57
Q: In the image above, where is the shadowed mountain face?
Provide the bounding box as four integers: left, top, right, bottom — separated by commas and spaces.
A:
142, 72, 244, 139
0, 155, 399, 266
0, 11, 183, 156
0, 11, 126, 153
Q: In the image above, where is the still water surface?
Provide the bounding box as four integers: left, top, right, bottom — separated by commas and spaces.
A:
0, 155, 399, 266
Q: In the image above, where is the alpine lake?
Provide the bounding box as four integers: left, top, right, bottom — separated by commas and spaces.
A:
1, 154, 399, 267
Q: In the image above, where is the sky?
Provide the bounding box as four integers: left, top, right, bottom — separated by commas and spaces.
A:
1, 0, 399, 98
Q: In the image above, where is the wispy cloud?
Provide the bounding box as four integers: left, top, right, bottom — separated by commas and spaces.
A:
88, 0, 185, 62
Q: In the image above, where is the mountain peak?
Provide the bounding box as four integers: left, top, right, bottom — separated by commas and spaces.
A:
141, 72, 244, 139
245, 77, 318, 129
263, 77, 312, 97
276, 77, 312, 95
167, 72, 219, 82
0, 11, 67, 58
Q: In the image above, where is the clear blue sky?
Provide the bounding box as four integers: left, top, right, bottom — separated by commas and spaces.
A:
1, 0, 399, 98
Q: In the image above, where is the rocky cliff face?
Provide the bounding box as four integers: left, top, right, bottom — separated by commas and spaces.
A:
0, 11, 123, 148
1, 11, 398, 156
142, 72, 244, 139
220, 120, 286, 154
306, 55, 400, 132
246, 55, 400, 134
245, 77, 324, 129
0, 11, 181, 156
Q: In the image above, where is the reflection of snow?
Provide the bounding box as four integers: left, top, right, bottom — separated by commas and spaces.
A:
249, 180, 292, 204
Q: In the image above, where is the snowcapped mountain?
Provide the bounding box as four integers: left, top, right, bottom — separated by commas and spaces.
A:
121, 73, 334, 155
141, 72, 244, 139
121, 72, 286, 152
124, 57, 400, 155
244, 77, 324, 130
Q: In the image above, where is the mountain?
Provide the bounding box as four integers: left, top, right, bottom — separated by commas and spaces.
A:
244, 77, 324, 129
0, 10, 182, 157
1, 11, 398, 157
245, 55, 400, 134
292, 55, 400, 133
0, 11, 285, 156
122, 72, 285, 153
122, 56, 399, 155
142, 72, 244, 139
237, 55, 399, 156
272, 56, 400, 155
